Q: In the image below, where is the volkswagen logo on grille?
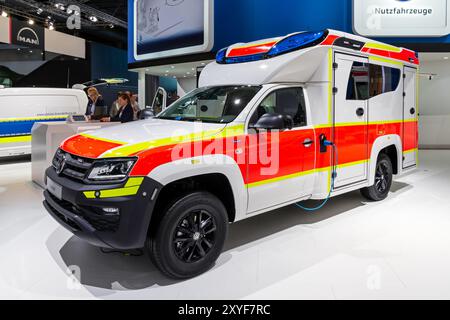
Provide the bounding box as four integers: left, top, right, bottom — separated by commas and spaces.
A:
56, 155, 67, 175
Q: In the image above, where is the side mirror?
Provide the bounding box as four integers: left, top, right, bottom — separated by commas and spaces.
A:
252, 113, 293, 131
140, 108, 154, 120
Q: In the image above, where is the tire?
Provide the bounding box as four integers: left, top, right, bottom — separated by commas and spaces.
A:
146, 191, 228, 279
360, 153, 393, 201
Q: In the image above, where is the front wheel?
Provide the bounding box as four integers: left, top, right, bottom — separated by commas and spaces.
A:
146, 191, 228, 279
360, 153, 393, 201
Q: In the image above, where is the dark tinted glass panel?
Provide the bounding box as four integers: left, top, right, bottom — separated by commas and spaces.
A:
346, 62, 369, 100
249, 88, 307, 127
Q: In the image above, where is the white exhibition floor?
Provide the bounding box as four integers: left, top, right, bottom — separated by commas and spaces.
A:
0, 150, 450, 300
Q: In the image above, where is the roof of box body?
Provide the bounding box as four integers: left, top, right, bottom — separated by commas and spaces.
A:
199, 29, 419, 87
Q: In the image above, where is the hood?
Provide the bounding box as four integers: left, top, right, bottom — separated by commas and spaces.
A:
60, 119, 240, 159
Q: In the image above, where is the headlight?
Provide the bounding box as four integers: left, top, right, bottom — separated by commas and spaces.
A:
87, 159, 136, 182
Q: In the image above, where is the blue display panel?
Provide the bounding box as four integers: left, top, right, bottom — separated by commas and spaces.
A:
133, 0, 214, 61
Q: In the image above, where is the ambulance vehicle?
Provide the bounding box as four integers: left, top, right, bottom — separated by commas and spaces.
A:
43, 29, 419, 279
0, 88, 87, 158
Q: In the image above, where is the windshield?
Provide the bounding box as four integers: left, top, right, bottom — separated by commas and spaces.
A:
157, 85, 262, 123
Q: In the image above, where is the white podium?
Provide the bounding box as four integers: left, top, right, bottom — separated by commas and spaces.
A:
31, 122, 119, 188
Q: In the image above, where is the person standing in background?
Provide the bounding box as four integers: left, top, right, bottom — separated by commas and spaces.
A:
125, 91, 140, 120
85, 87, 106, 118
101, 93, 134, 123
110, 92, 123, 118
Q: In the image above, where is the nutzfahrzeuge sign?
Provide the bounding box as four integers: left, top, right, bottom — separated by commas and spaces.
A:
353, 0, 450, 37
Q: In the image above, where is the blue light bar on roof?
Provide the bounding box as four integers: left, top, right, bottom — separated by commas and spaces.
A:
267, 31, 326, 58
215, 30, 328, 64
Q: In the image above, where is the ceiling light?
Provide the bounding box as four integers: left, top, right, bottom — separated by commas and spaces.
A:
201, 62, 205, 65
48, 24, 55, 31
186, 72, 191, 75
89, 16, 98, 22
109, 24, 114, 29
1, 11, 7, 18
444, 57, 449, 60
171, 66, 175, 69
28, 19, 35, 25
37, 8, 43, 15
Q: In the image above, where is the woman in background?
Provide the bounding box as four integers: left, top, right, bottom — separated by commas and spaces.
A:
101, 93, 134, 123
85, 87, 106, 118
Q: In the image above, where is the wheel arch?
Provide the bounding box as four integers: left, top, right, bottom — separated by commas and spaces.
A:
368, 135, 402, 186
147, 155, 247, 228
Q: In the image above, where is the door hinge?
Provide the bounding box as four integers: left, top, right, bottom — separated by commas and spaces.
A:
332, 87, 338, 95
403, 92, 406, 97
403, 74, 406, 79
333, 62, 338, 69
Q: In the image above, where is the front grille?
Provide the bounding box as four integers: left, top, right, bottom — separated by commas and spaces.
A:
52, 149, 94, 182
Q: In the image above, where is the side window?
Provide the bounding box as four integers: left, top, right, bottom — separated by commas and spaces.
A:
346, 62, 369, 100
370, 64, 401, 98
249, 88, 307, 127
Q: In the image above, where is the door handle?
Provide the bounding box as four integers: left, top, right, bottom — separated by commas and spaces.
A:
410, 108, 416, 115
356, 107, 365, 117
303, 138, 314, 147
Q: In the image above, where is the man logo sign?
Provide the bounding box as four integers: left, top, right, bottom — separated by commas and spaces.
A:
16, 27, 39, 46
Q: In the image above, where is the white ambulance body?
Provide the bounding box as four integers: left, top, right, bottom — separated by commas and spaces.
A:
0, 88, 87, 158
43, 29, 418, 279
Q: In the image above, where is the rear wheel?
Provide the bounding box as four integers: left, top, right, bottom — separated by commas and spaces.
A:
361, 153, 393, 201
146, 191, 228, 279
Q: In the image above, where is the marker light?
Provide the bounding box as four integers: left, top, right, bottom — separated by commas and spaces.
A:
215, 47, 227, 64
267, 30, 327, 58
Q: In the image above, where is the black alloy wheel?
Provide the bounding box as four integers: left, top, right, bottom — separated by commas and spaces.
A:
173, 209, 217, 263
360, 153, 393, 201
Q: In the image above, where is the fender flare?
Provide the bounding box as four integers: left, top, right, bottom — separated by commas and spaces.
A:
368, 134, 403, 186
147, 154, 247, 221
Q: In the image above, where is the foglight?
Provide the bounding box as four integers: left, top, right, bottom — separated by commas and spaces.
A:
102, 207, 120, 215
87, 158, 136, 182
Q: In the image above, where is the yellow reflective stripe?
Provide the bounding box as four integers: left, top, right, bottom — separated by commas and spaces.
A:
98, 186, 140, 198
0, 135, 32, 144
79, 133, 126, 146
83, 186, 140, 199
125, 177, 144, 188
369, 56, 403, 67
404, 148, 418, 154
315, 119, 417, 129
101, 124, 245, 158
83, 191, 96, 199
247, 160, 369, 188
363, 42, 402, 53
328, 48, 333, 192
0, 115, 68, 122
337, 159, 368, 169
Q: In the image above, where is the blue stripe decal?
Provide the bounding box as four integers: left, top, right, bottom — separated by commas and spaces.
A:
0, 118, 66, 137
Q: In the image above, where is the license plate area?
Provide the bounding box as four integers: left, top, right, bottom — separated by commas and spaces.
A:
47, 177, 63, 200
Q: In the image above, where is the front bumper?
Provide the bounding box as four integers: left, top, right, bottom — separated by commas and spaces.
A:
43, 167, 162, 249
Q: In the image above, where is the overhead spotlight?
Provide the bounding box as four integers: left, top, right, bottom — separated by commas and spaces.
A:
55, 3, 65, 10
89, 16, 98, 22
28, 19, 35, 25
48, 23, 55, 31
1, 11, 8, 18
37, 8, 43, 15
109, 24, 114, 29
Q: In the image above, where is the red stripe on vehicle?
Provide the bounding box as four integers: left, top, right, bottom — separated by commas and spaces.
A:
61, 135, 124, 159
227, 41, 278, 57
320, 34, 340, 46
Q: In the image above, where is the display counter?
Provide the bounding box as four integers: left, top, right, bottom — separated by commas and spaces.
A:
31, 121, 119, 188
